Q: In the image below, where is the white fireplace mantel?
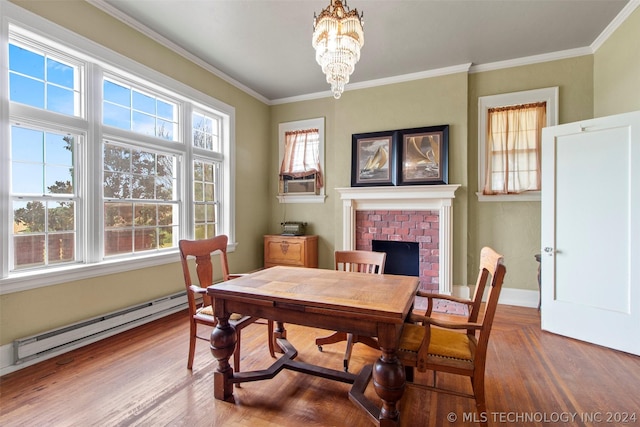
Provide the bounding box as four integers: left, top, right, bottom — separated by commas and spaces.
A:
336, 185, 460, 295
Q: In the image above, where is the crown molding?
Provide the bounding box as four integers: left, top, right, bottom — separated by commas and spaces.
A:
86, 0, 638, 105
591, 0, 640, 52
271, 63, 473, 105
469, 47, 593, 74
344, 63, 473, 92
86, 0, 270, 105
470, 0, 639, 74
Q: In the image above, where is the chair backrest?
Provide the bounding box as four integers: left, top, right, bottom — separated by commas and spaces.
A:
473, 246, 507, 362
466, 246, 500, 324
335, 250, 386, 275
179, 235, 231, 313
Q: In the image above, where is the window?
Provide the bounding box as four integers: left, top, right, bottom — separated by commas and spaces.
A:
1, 7, 235, 292
477, 87, 558, 202
277, 118, 326, 203
7, 33, 85, 273
193, 159, 219, 240
8, 38, 82, 117
192, 111, 221, 151
192, 109, 224, 239
11, 124, 79, 269
103, 77, 178, 140
103, 141, 179, 256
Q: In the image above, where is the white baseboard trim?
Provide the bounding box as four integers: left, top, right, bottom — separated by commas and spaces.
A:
0, 343, 14, 376
0, 303, 186, 377
452, 284, 471, 299
454, 284, 539, 309
499, 287, 540, 308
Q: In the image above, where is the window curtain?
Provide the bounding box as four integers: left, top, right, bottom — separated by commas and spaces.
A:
483, 102, 546, 195
280, 128, 323, 189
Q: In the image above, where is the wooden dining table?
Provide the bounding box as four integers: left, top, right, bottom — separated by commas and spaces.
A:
207, 265, 420, 427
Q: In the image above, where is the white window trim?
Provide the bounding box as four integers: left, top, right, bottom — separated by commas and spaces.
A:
0, 1, 236, 294
477, 87, 558, 202
277, 117, 326, 204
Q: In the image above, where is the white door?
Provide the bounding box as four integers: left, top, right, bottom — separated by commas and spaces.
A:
541, 110, 640, 356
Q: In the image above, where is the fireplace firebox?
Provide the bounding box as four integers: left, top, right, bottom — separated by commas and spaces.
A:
372, 240, 419, 277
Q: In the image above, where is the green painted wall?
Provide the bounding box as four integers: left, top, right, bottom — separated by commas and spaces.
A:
468, 56, 595, 291
270, 73, 469, 284
272, 56, 597, 293
2, 1, 639, 347
594, 7, 640, 117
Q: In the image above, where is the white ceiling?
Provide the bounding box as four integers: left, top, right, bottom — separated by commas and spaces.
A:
91, 0, 632, 103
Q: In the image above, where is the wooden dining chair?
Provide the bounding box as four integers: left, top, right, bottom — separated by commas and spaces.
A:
396, 246, 506, 427
179, 235, 275, 372
315, 250, 387, 372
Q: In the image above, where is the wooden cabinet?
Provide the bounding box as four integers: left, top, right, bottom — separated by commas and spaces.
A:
264, 235, 318, 268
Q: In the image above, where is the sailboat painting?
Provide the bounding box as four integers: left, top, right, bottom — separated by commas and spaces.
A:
351, 132, 396, 186
399, 125, 448, 185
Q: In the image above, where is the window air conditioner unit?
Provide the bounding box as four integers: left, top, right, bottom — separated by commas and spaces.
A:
280, 174, 318, 195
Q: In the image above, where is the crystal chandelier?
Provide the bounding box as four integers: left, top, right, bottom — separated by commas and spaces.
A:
312, 0, 364, 99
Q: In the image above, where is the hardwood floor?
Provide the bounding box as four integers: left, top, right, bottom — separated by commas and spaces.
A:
1, 305, 639, 426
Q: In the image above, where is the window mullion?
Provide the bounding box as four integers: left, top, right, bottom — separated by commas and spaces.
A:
1, 17, 10, 277
85, 62, 103, 263
182, 103, 192, 240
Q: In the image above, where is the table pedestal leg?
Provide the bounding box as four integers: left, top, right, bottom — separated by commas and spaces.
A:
372, 348, 405, 427
210, 316, 236, 400
273, 321, 287, 354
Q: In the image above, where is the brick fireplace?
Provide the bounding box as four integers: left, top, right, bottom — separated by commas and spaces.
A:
356, 209, 440, 292
336, 185, 460, 295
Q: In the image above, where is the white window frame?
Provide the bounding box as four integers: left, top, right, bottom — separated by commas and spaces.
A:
477, 87, 558, 202
9, 120, 85, 269
0, 1, 236, 294
277, 117, 326, 204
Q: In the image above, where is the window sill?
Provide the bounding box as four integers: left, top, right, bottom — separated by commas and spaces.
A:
277, 194, 326, 204
0, 242, 238, 295
0, 252, 179, 295
476, 191, 541, 202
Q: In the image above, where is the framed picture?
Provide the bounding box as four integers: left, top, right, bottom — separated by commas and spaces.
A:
398, 125, 448, 185
351, 131, 397, 186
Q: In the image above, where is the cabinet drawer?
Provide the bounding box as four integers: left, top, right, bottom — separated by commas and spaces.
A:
264, 235, 318, 268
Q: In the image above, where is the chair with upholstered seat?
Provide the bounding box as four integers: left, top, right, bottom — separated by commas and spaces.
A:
179, 235, 275, 371
396, 246, 506, 426
315, 250, 386, 372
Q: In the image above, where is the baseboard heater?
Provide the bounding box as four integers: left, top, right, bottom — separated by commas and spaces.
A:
13, 291, 188, 365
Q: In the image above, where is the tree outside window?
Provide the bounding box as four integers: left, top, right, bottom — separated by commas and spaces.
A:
12, 129, 76, 268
